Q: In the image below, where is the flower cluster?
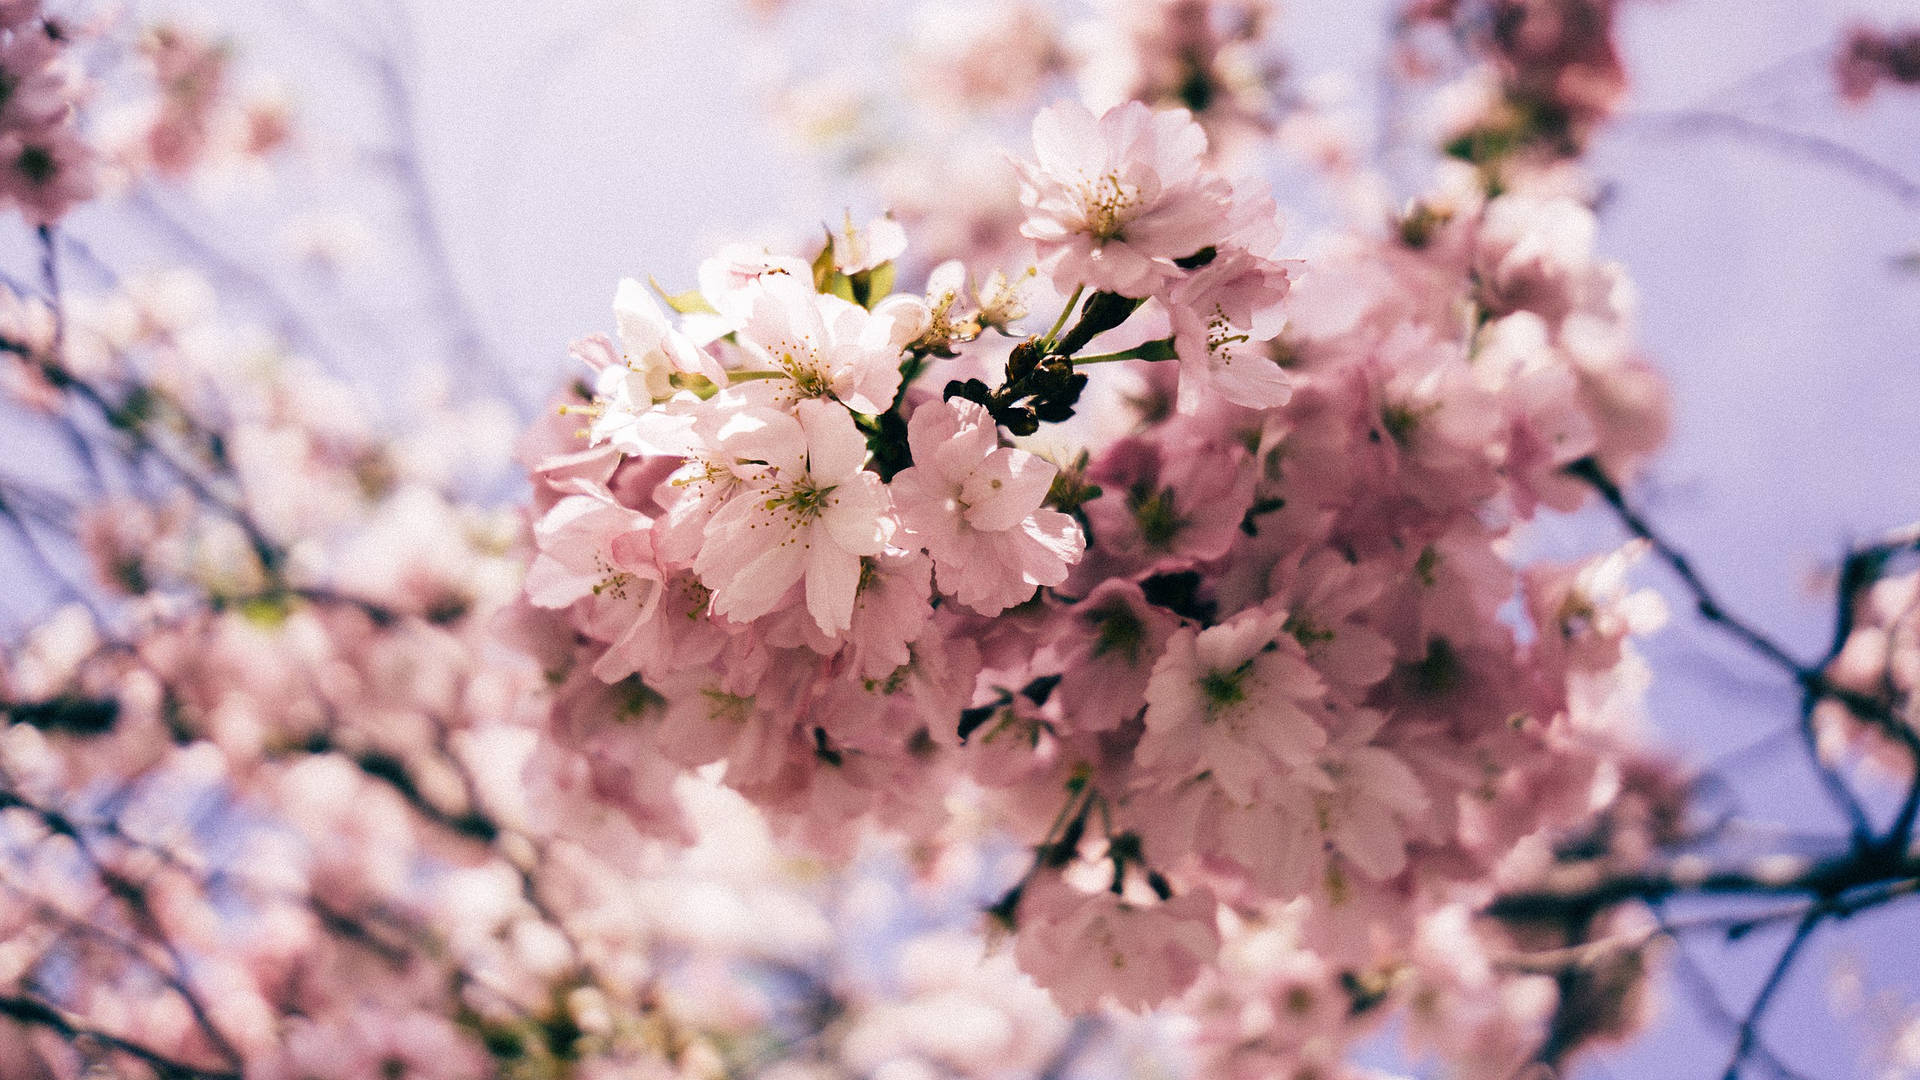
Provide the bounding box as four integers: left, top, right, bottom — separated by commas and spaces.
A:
108, 23, 291, 180
1402, 0, 1630, 166
1818, 529, 1920, 773
1070, 0, 1283, 156
0, 2, 96, 223
520, 85, 1673, 1064
1836, 23, 1920, 104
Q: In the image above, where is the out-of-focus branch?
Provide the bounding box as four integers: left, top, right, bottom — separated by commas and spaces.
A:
1566, 457, 1884, 845
1825, 528, 1920, 849
0, 492, 101, 622
1036, 1015, 1103, 1080
1492, 847, 1917, 1079
1499, 461, 1920, 1078
1565, 458, 1806, 675
123, 188, 351, 376
26, 226, 286, 580
1623, 110, 1920, 208
1660, 932, 1819, 1080
1720, 908, 1822, 1080
361, 5, 522, 415
0, 993, 241, 1080
0, 777, 246, 1072
1488, 845, 1919, 924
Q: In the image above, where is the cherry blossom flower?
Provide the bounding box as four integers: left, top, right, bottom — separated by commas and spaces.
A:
1013, 873, 1221, 1012
1165, 242, 1293, 411
1044, 579, 1182, 732
1138, 606, 1328, 801
734, 272, 918, 414
891, 397, 1084, 614
524, 483, 657, 613
828, 212, 907, 274
692, 398, 893, 634
1014, 99, 1232, 297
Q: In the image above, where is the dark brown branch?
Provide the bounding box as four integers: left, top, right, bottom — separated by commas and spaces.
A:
0, 777, 246, 1071
0, 993, 241, 1080
1488, 848, 1920, 925
1566, 457, 1879, 844
1566, 458, 1806, 674
1660, 935, 1819, 1080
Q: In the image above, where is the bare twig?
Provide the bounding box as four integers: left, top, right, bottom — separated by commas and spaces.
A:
124, 188, 351, 375
1661, 936, 1819, 1080
1622, 110, 1920, 208
1567, 457, 1877, 844
0, 992, 241, 1080
1721, 908, 1822, 1080
362, 7, 523, 415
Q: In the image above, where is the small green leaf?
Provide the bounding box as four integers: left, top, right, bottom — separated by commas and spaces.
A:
823, 271, 856, 303
861, 260, 896, 304
811, 229, 837, 291
648, 276, 716, 315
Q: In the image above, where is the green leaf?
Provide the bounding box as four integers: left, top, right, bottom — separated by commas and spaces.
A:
823, 271, 856, 303
862, 260, 896, 304
811, 229, 837, 291
648, 276, 716, 316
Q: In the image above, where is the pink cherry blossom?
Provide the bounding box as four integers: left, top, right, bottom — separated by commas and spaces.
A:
1165, 242, 1293, 411
692, 398, 893, 634
1015, 100, 1233, 297
1138, 606, 1328, 802
891, 397, 1084, 614
734, 272, 915, 414
1043, 579, 1182, 732
584, 278, 723, 452
1012, 873, 1221, 1013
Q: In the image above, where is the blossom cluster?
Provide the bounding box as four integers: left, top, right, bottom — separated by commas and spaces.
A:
1401, 0, 1630, 165
520, 77, 1673, 1068
1836, 23, 1920, 104
107, 23, 291, 181
0, 2, 96, 223
0, 251, 1157, 1077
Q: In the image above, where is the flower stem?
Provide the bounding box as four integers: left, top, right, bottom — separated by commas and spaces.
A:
1040, 284, 1085, 349
1072, 337, 1177, 365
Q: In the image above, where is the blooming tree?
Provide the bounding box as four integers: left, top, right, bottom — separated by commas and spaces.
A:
0, 2, 1916, 1079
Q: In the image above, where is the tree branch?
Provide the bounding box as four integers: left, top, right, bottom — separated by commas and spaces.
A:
0, 993, 241, 1080
1721, 908, 1822, 1080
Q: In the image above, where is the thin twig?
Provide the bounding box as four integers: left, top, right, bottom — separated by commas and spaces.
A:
0, 993, 241, 1080
1622, 110, 1920, 208
363, 11, 523, 415
1660, 934, 1819, 1080
1721, 908, 1823, 1080
124, 188, 351, 376
1567, 457, 1877, 845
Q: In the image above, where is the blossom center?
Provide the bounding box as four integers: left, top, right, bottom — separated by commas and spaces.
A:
775, 346, 832, 399
1199, 659, 1254, 712
1205, 307, 1251, 361
1088, 601, 1148, 664
1128, 483, 1188, 550
1079, 172, 1140, 242
765, 478, 839, 523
